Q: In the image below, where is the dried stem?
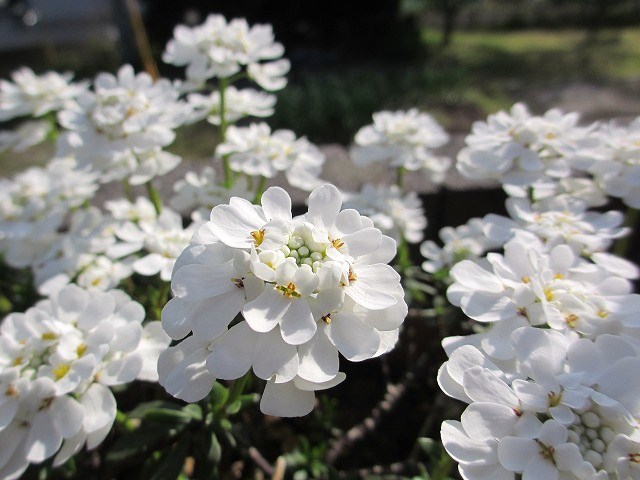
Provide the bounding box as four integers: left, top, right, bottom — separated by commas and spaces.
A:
325, 350, 430, 465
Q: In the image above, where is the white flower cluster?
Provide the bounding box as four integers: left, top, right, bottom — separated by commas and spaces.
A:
57, 65, 191, 184
343, 183, 427, 244
0, 67, 88, 122
420, 217, 499, 274
0, 158, 98, 270
0, 284, 170, 479
439, 207, 640, 478
216, 123, 326, 191
440, 326, 640, 480
162, 14, 290, 90
456, 103, 640, 209
351, 109, 451, 183
160, 184, 406, 416
188, 86, 276, 125
170, 166, 254, 218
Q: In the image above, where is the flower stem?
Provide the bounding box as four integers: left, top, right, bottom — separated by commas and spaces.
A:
614, 206, 639, 258
227, 370, 252, 406
219, 77, 233, 189
253, 176, 267, 203
396, 166, 405, 189
146, 180, 162, 215
122, 179, 134, 201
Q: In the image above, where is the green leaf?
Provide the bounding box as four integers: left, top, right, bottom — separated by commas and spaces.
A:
144, 407, 200, 425
127, 401, 184, 419
149, 436, 191, 480
209, 381, 229, 411
225, 399, 242, 415
209, 432, 222, 464
107, 423, 181, 463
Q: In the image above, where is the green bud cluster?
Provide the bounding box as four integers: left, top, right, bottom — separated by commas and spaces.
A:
281, 235, 326, 271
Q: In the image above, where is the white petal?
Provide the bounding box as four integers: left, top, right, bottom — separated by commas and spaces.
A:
206, 322, 256, 380
497, 436, 537, 472
279, 299, 316, 345
243, 287, 289, 333
346, 264, 399, 310
133, 253, 165, 276
161, 297, 195, 340
261, 187, 292, 222
326, 311, 381, 361
190, 290, 245, 341
25, 411, 62, 462
461, 403, 518, 440
50, 396, 84, 439
260, 379, 315, 417
172, 263, 236, 301
81, 383, 116, 433
441, 420, 498, 466
252, 328, 298, 382
297, 330, 339, 383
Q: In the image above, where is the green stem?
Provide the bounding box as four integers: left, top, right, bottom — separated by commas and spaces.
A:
122, 179, 134, 202
116, 409, 137, 431
396, 166, 405, 189
614, 207, 639, 258
226, 370, 252, 407
253, 176, 267, 203
219, 77, 233, 189
146, 181, 162, 215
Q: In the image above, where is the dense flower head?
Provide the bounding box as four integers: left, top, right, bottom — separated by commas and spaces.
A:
0, 158, 99, 269
188, 86, 276, 125
351, 109, 451, 181
0, 284, 170, 479
162, 14, 289, 89
440, 326, 640, 480
0, 67, 88, 122
160, 184, 406, 416
420, 217, 500, 275
447, 232, 640, 355
584, 117, 640, 208
57, 65, 191, 184
216, 122, 325, 191
170, 166, 254, 218
483, 197, 629, 256
108, 206, 202, 282
456, 103, 602, 199
343, 183, 427, 243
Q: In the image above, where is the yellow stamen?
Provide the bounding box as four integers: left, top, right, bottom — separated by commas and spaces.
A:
276, 282, 300, 299
41, 332, 57, 341
565, 313, 578, 327
553, 272, 564, 280
321, 314, 332, 324
76, 343, 88, 357
544, 287, 555, 302
53, 364, 71, 381
521, 276, 530, 284
5, 384, 18, 398
331, 238, 344, 249
251, 229, 266, 247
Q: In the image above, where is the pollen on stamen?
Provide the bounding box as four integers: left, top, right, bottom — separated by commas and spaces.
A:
321, 314, 332, 324
251, 229, 266, 247
231, 277, 244, 288
331, 238, 344, 249
5, 384, 18, 398
565, 313, 578, 327
53, 363, 71, 381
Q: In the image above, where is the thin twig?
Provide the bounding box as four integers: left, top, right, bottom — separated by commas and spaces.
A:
325, 351, 430, 465
337, 460, 418, 479
248, 447, 275, 476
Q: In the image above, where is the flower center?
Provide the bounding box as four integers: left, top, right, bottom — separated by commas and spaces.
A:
276, 282, 301, 299
281, 233, 326, 271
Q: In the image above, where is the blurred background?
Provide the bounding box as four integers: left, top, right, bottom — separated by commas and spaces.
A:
1, 0, 639, 149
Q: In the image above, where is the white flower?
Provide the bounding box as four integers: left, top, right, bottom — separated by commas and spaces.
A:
0, 284, 170, 473
0, 120, 52, 153
170, 166, 254, 217
163, 15, 288, 88
0, 67, 88, 121
160, 184, 405, 416
188, 86, 276, 125
440, 326, 640, 480
586, 117, 640, 208
343, 183, 427, 243
483, 197, 628, 256
217, 122, 325, 191
456, 103, 600, 199
109, 207, 201, 281
57, 65, 191, 183
351, 109, 450, 178
421, 217, 498, 274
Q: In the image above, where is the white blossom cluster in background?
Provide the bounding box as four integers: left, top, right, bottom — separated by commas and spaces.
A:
160, 184, 405, 416
0, 285, 169, 479
437, 103, 640, 480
